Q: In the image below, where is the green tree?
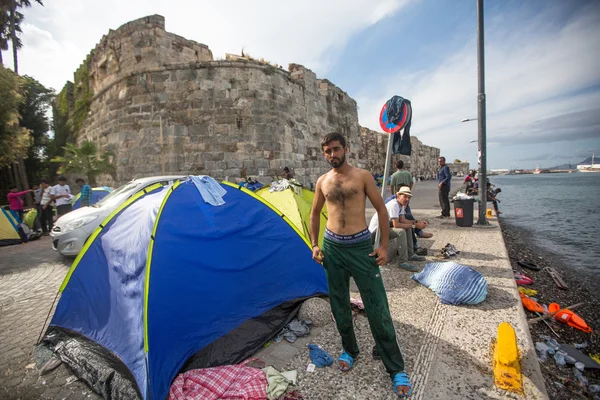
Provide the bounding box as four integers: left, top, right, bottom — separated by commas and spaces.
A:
0, 65, 29, 167
0, 0, 43, 72
19, 75, 54, 183
51, 141, 115, 185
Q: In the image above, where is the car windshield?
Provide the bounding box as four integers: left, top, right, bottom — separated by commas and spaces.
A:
91, 182, 142, 208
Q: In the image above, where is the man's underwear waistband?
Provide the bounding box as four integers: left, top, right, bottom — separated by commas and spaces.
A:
324, 228, 371, 244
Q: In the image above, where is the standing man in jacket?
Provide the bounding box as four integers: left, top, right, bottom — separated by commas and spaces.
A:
437, 156, 451, 218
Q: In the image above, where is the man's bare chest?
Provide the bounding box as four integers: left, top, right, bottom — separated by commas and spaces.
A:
323, 179, 362, 205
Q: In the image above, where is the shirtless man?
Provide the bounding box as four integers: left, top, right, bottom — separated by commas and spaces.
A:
310, 132, 413, 397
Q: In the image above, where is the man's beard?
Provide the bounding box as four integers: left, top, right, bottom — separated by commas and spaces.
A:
328, 154, 346, 168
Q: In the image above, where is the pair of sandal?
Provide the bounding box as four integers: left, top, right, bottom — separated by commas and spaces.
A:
338, 351, 413, 397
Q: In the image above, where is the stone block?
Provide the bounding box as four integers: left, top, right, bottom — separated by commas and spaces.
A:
297, 297, 331, 327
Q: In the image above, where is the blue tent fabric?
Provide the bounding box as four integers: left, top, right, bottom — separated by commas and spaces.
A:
44, 177, 328, 400
147, 181, 327, 398
50, 186, 169, 398
411, 262, 487, 305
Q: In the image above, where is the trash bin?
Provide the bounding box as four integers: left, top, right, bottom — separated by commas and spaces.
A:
453, 199, 474, 227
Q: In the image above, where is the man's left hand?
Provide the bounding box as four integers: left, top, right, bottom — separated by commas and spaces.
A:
369, 246, 387, 266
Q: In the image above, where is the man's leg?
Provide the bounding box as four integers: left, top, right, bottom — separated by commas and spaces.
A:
348, 240, 405, 378
405, 228, 415, 258
390, 228, 408, 263
440, 187, 450, 216
322, 239, 360, 361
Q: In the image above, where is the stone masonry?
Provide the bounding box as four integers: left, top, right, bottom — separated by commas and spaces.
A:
64, 15, 438, 187
360, 127, 441, 180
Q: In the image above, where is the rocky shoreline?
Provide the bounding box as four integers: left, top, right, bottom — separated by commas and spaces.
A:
500, 219, 599, 400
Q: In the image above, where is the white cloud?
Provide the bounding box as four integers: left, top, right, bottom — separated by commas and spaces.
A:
356, 1, 600, 168
6, 0, 412, 91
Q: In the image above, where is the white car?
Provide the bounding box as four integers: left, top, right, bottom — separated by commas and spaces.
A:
51, 175, 185, 256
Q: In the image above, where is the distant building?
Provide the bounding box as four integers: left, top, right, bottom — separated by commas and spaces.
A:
448, 162, 470, 176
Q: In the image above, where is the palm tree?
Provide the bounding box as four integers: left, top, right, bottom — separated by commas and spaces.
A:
51, 141, 116, 185
0, 0, 42, 73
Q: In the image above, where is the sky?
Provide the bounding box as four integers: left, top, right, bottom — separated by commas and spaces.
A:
6, 0, 600, 169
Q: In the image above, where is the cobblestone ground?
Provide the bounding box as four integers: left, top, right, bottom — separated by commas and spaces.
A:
0, 237, 98, 400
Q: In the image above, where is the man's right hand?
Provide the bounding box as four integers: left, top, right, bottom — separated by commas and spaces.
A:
312, 246, 324, 264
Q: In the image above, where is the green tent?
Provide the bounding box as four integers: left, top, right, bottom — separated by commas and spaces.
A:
256, 184, 328, 247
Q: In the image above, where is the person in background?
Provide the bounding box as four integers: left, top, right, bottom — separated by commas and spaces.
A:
282, 167, 294, 180
39, 179, 54, 234
51, 176, 73, 217
310, 132, 413, 397
76, 178, 92, 207
390, 160, 413, 195
7, 186, 32, 222
487, 181, 502, 215
437, 156, 451, 218
383, 184, 432, 257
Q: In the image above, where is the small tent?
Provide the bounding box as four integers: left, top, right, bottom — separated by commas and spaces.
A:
71, 186, 112, 209
40, 177, 328, 400
255, 183, 328, 247
0, 208, 21, 246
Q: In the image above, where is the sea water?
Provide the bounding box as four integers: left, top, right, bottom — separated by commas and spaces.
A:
491, 173, 600, 293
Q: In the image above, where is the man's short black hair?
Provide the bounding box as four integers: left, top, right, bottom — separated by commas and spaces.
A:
75, 178, 85, 184
9, 185, 17, 190
58, 175, 67, 182
40, 178, 49, 184
283, 167, 290, 173
395, 160, 404, 169
321, 132, 346, 149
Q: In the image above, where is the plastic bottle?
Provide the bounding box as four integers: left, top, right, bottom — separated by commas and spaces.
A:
546, 338, 560, 352
564, 355, 577, 365
589, 384, 600, 393
573, 342, 589, 349
575, 362, 585, 372
553, 351, 567, 367
573, 367, 588, 386
535, 342, 549, 362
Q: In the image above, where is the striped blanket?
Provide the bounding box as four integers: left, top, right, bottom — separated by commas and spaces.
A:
412, 262, 487, 305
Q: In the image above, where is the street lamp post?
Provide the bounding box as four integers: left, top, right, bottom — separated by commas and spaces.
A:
476, 0, 488, 225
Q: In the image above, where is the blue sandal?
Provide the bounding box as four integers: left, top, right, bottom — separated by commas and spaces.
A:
393, 372, 413, 397
337, 351, 356, 371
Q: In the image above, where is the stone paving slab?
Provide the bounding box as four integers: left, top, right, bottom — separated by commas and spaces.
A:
257, 209, 547, 399
0, 237, 98, 400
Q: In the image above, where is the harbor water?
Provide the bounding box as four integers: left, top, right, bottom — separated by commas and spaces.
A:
490, 173, 600, 291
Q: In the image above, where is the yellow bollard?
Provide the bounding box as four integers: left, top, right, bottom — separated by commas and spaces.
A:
493, 322, 523, 393
486, 208, 493, 218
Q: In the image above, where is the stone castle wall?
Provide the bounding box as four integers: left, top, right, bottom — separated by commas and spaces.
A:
75, 15, 360, 186
63, 15, 438, 187
360, 127, 440, 179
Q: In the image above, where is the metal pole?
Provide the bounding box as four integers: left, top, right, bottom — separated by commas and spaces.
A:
476, 0, 488, 225
375, 131, 395, 247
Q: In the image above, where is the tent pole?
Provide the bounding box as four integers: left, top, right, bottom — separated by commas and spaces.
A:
374, 130, 395, 248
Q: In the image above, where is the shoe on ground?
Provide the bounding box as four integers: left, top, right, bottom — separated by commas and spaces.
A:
420, 232, 433, 239
415, 247, 428, 256
409, 254, 426, 262
400, 263, 419, 272
391, 261, 419, 272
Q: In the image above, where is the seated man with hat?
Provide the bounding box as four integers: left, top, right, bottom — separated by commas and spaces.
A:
368, 186, 427, 272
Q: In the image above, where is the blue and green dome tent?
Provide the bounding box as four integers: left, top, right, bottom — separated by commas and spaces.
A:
71, 186, 113, 209
40, 177, 328, 399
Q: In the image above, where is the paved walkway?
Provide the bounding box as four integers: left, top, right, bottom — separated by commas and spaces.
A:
0, 178, 548, 399
0, 238, 99, 399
